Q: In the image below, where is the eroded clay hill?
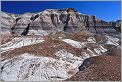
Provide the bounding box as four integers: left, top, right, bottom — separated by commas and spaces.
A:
1, 8, 121, 81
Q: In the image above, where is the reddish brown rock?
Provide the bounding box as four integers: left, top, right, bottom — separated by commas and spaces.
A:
66, 55, 121, 81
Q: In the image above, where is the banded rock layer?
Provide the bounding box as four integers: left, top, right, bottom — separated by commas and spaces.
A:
1, 8, 121, 36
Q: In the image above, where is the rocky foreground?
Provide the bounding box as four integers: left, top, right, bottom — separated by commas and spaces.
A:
1, 8, 121, 81
66, 53, 121, 81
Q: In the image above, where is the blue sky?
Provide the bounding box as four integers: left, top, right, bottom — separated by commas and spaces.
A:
1, 1, 121, 22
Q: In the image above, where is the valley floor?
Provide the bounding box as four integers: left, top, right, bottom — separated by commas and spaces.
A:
1, 32, 121, 81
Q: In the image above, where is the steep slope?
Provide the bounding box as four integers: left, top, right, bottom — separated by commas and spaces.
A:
1, 8, 120, 36
66, 55, 120, 81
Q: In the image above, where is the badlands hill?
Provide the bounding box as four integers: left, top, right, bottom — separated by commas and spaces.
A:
1, 8, 121, 81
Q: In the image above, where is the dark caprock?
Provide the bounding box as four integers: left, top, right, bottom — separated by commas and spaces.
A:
67, 8, 77, 12
63, 8, 77, 32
